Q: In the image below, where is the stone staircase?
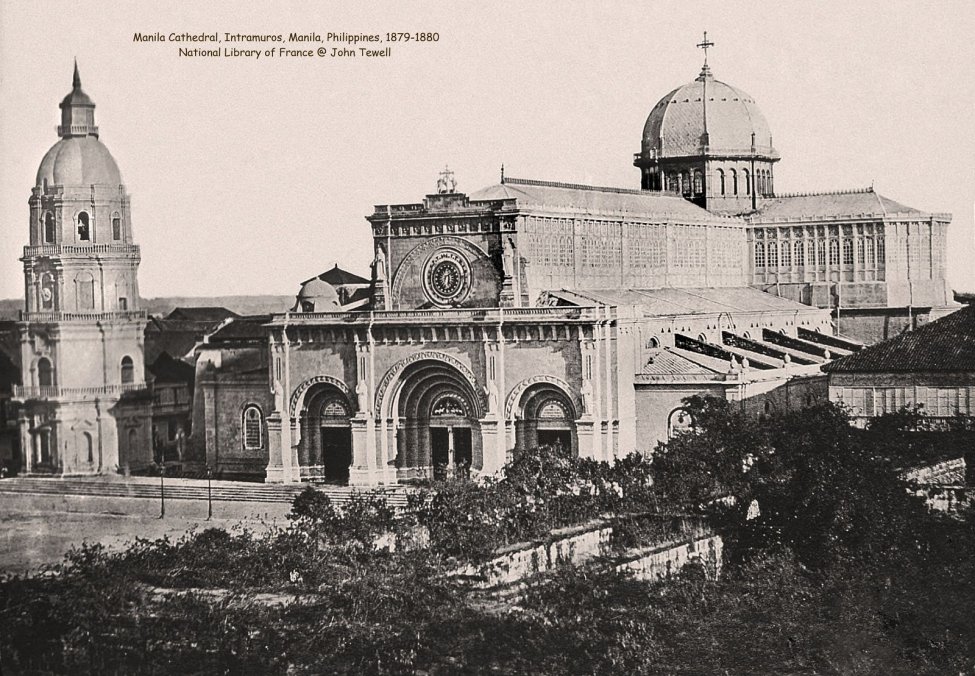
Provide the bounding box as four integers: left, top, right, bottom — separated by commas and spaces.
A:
0, 476, 412, 509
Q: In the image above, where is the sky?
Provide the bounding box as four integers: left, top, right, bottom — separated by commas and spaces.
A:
1, 0, 973, 300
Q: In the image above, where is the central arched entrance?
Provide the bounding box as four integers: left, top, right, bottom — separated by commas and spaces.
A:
298, 383, 353, 483
390, 359, 482, 480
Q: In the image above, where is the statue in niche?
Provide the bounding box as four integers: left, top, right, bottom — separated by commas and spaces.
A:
356, 379, 370, 415
580, 379, 594, 415
485, 380, 499, 414
373, 245, 388, 283
502, 237, 516, 278
272, 379, 285, 412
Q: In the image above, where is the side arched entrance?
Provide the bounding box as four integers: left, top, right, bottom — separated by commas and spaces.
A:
297, 383, 353, 483
509, 380, 579, 456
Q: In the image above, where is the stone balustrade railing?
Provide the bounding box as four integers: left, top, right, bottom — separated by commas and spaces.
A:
20, 310, 148, 322
13, 382, 147, 399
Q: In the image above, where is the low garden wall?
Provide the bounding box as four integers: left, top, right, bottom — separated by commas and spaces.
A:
454, 515, 721, 589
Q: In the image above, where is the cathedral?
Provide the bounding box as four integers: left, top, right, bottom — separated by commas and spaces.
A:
0, 46, 956, 483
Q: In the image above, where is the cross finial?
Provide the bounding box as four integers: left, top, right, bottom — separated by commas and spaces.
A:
697, 31, 714, 66
436, 165, 457, 194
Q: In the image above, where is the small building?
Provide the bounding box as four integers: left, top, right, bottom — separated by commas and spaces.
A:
824, 304, 973, 426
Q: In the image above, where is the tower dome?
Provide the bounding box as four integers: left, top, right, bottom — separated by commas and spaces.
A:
634, 39, 781, 214
35, 62, 122, 187
641, 68, 777, 159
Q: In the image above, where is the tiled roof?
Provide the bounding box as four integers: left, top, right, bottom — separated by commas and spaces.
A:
823, 305, 973, 373
148, 352, 195, 384
469, 178, 729, 222
166, 307, 239, 322
207, 315, 271, 343
750, 188, 930, 222
547, 286, 818, 316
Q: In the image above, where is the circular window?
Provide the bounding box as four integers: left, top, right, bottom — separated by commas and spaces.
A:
423, 248, 472, 306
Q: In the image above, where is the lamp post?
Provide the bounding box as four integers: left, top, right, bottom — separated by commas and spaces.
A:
206, 464, 213, 520
158, 459, 165, 519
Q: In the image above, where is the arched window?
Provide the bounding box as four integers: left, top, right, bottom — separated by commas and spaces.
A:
84, 432, 94, 463
857, 239, 866, 265
76, 272, 95, 310
743, 169, 751, 195
668, 408, 694, 439
754, 241, 765, 268
877, 237, 885, 263
242, 405, 264, 450
120, 356, 134, 384
842, 239, 854, 265
730, 169, 738, 195
37, 357, 53, 388
866, 238, 875, 265
781, 241, 791, 267
647, 336, 660, 349
112, 213, 121, 240
717, 169, 725, 195
816, 240, 826, 266
40, 273, 56, 310
77, 211, 90, 241
794, 240, 805, 266
667, 174, 680, 193
44, 212, 55, 243
767, 240, 779, 268
829, 239, 840, 266
692, 170, 703, 195
697, 333, 709, 343
681, 171, 691, 196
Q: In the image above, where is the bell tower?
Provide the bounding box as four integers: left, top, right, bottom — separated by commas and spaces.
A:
14, 63, 151, 475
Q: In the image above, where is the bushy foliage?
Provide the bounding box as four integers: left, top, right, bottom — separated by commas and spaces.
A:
419, 445, 659, 562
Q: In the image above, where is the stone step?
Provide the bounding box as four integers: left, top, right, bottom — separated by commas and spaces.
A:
0, 477, 411, 506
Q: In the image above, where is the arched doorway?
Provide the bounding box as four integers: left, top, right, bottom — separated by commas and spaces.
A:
513, 382, 578, 456
298, 384, 353, 484
389, 359, 482, 480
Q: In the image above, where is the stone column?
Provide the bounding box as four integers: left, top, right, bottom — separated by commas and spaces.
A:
575, 417, 596, 460
264, 414, 287, 483
348, 415, 377, 486
478, 418, 503, 476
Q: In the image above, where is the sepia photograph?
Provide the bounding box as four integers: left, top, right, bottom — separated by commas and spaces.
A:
1, 0, 974, 672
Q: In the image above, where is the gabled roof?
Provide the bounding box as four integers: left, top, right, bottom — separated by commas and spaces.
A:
547, 286, 819, 316
824, 305, 973, 373
469, 177, 732, 223
165, 306, 240, 322
749, 188, 934, 222
642, 347, 734, 376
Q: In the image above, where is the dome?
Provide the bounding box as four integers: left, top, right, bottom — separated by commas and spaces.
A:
295, 277, 340, 311
35, 136, 122, 187
642, 70, 777, 159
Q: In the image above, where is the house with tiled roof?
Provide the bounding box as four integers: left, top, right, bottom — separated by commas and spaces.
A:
824, 304, 975, 424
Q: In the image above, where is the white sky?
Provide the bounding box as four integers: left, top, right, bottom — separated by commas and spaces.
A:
1, 0, 973, 299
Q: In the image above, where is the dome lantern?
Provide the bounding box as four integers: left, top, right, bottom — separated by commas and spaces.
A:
58, 60, 99, 139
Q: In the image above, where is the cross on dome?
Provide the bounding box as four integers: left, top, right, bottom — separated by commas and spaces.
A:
697, 31, 715, 79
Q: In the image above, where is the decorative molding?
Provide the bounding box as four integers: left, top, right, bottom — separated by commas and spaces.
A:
504, 375, 577, 420
375, 350, 483, 417
289, 375, 352, 417
390, 235, 489, 307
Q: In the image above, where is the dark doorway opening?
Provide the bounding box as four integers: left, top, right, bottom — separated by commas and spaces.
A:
431, 427, 449, 480
538, 429, 571, 453
321, 427, 352, 484
454, 427, 472, 470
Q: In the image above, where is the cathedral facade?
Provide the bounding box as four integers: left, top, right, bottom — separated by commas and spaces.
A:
0, 49, 956, 483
